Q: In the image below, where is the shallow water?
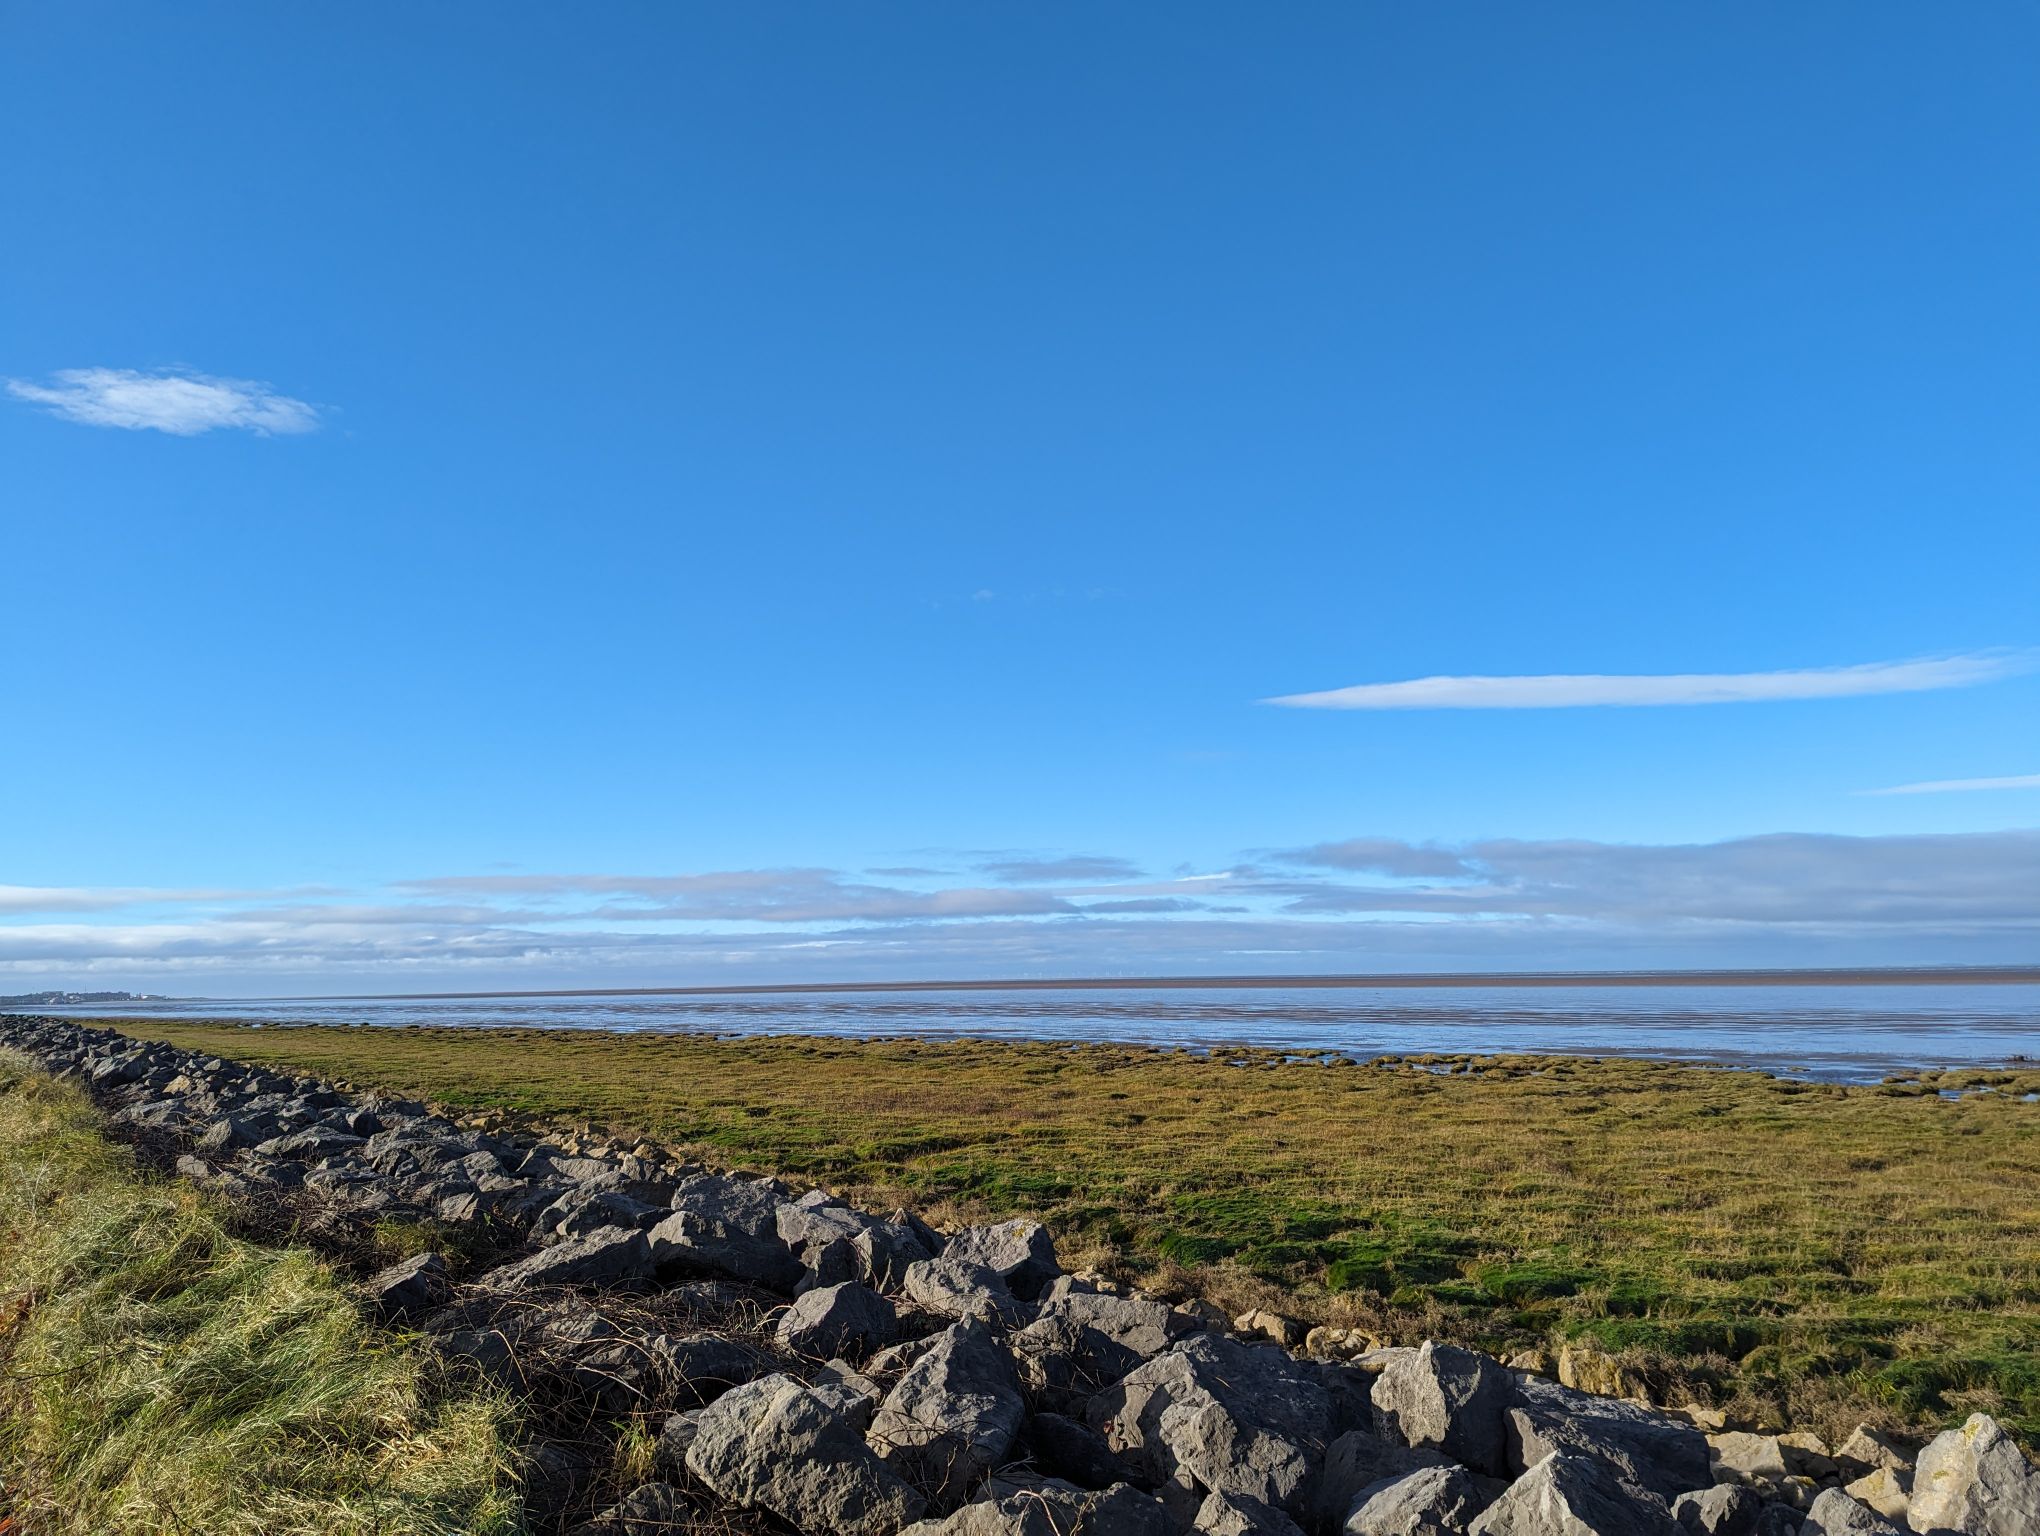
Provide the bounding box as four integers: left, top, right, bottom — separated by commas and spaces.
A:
50, 982, 2040, 1082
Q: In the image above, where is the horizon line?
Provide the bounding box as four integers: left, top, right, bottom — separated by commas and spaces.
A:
51, 962, 2040, 1005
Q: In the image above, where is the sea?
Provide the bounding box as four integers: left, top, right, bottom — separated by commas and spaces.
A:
45, 981, 2040, 1083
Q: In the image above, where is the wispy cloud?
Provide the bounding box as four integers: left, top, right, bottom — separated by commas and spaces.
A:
976, 854, 1145, 884
1862, 773, 2040, 796
6, 367, 319, 436
0, 885, 276, 916
1264, 653, 2030, 710
1272, 839, 1472, 879
398, 869, 1075, 924
1264, 831, 2040, 926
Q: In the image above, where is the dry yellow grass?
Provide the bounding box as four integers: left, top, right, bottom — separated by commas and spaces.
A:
0, 1048, 522, 1535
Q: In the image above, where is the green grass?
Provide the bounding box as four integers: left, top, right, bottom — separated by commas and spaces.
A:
0, 1049, 523, 1536
104, 1021, 2040, 1448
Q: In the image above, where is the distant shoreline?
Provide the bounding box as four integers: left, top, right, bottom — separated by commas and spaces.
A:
113, 963, 2040, 1005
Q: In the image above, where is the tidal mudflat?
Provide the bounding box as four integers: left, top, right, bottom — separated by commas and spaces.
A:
56, 976, 2040, 1081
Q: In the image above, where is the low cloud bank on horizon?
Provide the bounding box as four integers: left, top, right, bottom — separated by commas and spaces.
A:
3, 829, 2036, 990
5, 367, 319, 436
1265, 653, 2029, 710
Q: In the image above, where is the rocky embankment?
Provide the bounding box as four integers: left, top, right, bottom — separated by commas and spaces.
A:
2, 1015, 2033, 1536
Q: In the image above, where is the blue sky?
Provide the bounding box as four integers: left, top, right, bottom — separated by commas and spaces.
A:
4, 4, 2037, 992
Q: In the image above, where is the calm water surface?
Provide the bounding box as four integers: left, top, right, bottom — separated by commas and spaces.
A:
54, 983, 2040, 1082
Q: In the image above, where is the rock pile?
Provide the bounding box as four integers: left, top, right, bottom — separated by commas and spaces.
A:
3, 1014, 2034, 1536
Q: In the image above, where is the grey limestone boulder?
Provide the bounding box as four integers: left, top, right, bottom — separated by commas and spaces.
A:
945, 1219, 1062, 1300
1468, 1452, 1682, 1536
650, 1174, 803, 1291
780, 1191, 936, 1291
905, 1254, 1029, 1329
1307, 1431, 1454, 1533
1800, 1488, 1903, 1535
362, 1251, 451, 1322
776, 1281, 897, 1360
1672, 1483, 1764, 1535
1199, 1491, 1311, 1536
541, 1187, 667, 1238
1509, 1373, 1712, 1501
868, 1320, 1028, 1506
477, 1224, 654, 1291
1373, 1343, 1513, 1478
1906, 1413, 2039, 1536
687, 1373, 927, 1536
1013, 1290, 1195, 1401
1088, 1332, 1336, 1516
1836, 1428, 1913, 1478
1346, 1465, 1489, 1536
254, 1125, 367, 1160
809, 1358, 886, 1430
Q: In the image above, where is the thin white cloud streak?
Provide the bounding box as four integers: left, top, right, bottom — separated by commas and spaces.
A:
0, 885, 272, 916
1264, 653, 2030, 711
1862, 774, 2040, 796
6, 368, 319, 436
1267, 831, 2040, 925
976, 854, 1145, 884
399, 869, 1075, 923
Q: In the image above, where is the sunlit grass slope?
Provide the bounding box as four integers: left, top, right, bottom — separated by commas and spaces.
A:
0, 1049, 522, 1536
112, 1022, 2040, 1445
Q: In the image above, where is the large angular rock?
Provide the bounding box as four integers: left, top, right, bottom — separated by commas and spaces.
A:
687, 1374, 926, 1536
1836, 1427, 1913, 1477
540, 1186, 667, 1237
869, 1321, 1027, 1506
946, 1219, 1061, 1300
855, 1221, 938, 1291
195, 1113, 264, 1151
1346, 1465, 1489, 1536
1013, 1290, 1195, 1402
1843, 1468, 1910, 1522
253, 1125, 367, 1160
776, 1281, 897, 1360
809, 1359, 885, 1430
1088, 1332, 1336, 1515
1671, 1484, 1763, 1535
1372, 1342, 1513, 1478
1198, 1491, 1310, 1536
1306, 1431, 1454, 1533
904, 1479, 1171, 1536
1711, 1433, 1792, 1486
362, 1251, 451, 1321
1509, 1374, 1712, 1501
1801, 1488, 1904, 1534
1906, 1413, 2040, 1536
1468, 1452, 1682, 1535
650, 1174, 803, 1291
477, 1225, 654, 1291
905, 1254, 1029, 1329
780, 1192, 935, 1291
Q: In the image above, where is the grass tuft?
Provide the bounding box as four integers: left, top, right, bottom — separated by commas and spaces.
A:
0, 1051, 523, 1535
